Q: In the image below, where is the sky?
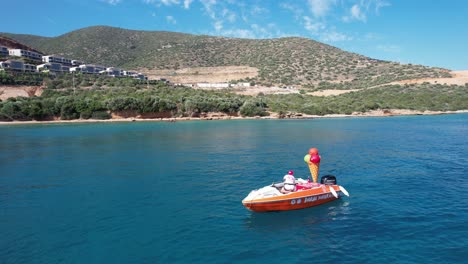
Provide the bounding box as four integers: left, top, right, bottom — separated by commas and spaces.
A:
1, 0, 467, 70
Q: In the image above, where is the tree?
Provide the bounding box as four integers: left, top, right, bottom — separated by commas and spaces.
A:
240, 100, 269, 117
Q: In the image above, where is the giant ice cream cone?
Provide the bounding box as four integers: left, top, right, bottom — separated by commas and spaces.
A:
308, 153, 321, 183
308, 162, 320, 183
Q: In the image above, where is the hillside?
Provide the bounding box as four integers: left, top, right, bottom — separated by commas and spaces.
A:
0, 36, 43, 54
1, 26, 451, 87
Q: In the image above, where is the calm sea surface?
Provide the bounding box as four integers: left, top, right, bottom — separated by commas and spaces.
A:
1, 114, 467, 263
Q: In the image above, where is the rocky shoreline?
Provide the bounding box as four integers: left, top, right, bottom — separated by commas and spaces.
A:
1, 109, 467, 125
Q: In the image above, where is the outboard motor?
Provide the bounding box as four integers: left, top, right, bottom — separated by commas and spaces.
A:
321, 175, 337, 185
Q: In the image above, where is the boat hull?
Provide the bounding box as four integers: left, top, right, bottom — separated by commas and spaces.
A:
242, 185, 343, 212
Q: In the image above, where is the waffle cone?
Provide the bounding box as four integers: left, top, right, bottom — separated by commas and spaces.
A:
308, 162, 320, 183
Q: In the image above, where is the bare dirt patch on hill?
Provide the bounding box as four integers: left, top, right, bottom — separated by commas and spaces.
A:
0, 86, 43, 101
391, 70, 468, 86
142, 66, 258, 84
308, 70, 468, 97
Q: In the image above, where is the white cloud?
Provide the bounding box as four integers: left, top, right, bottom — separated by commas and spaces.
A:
166, 15, 177, 24
214, 21, 223, 31
363, 32, 380, 40
211, 22, 289, 39
183, 0, 193, 9
161, 0, 180, 5
251, 5, 268, 15
220, 29, 256, 39
280, 2, 303, 20
377, 44, 401, 53
307, 0, 336, 17
350, 4, 366, 22
143, 0, 192, 9
343, 0, 389, 23
102, 0, 121, 5
303, 16, 325, 34
320, 31, 352, 42
250, 24, 272, 38
143, 0, 185, 7
222, 8, 236, 23
373, 0, 391, 14
200, 0, 218, 19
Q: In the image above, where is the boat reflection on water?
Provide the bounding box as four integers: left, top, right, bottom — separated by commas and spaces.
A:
243, 199, 351, 232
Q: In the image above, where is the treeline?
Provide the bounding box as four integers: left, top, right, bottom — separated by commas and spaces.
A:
0, 71, 46, 86
0, 84, 268, 121
43, 73, 158, 89
266, 83, 468, 115
1, 81, 467, 122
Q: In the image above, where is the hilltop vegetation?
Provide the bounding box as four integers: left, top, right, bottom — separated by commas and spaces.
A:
1, 26, 450, 87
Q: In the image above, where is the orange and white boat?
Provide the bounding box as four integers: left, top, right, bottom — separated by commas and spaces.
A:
242, 175, 349, 212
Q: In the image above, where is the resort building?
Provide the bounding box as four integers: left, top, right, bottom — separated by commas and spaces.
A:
103, 67, 122, 77
236, 82, 251, 87
61, 65, 70, 72
0, 60, 25, 71
70, 67, 81, 73
197, 82, 230, 88
0, 46, 8, 56
78, 64, 95, 74
71, 60, 83, 66
24, 64, 37, 72
37, 62, 62, 72
122, 70, 137, 77
135, 73, 147, 80
8, 49, 42, 61
1, 47, 147, 79
42, 55, 72, 66
94, 65, 106, 74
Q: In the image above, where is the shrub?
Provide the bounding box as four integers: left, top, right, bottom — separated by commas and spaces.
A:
240, 100, 269, 117
92, 111, 112, 119
106, 96, 140, 111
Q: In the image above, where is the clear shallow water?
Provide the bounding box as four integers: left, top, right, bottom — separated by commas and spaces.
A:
1, 114, 467, 263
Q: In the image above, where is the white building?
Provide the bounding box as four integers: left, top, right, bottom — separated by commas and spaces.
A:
37, 63, 62, 72
42, 55, 72, 66
135, 73, 147, 80
0, 60, 24, 71
122, 70, 137, 77
8, 49, 42, 61
197, 82, 230, 88
103, 67, 122, 77
79, 64, 95, 74
70, 66, 81, 73
236, 82, 251, 87
71, 60, 83, 66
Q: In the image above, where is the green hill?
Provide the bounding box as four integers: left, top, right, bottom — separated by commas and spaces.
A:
1, 26, 450, 87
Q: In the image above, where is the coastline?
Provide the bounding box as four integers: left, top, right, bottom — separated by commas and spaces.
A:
1, 109, 467, 125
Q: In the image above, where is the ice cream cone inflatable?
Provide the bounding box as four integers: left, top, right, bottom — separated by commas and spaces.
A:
308, 161, 320, 183
304, 148, 321, 183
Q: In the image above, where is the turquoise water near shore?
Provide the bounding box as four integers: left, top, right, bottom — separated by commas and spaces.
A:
1, 114, 467, 263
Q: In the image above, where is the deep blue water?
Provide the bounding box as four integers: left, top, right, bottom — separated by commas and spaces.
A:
1, 114, 467, 263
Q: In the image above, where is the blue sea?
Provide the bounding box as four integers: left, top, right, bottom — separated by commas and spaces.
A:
1, 114, 467, 263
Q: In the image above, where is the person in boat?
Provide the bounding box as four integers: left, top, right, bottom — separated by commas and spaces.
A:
281, 170, 296, 194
